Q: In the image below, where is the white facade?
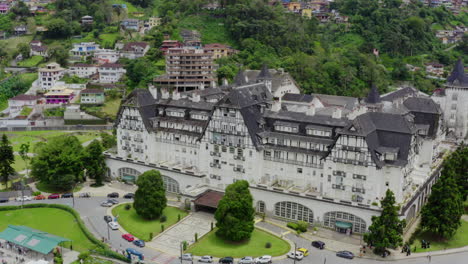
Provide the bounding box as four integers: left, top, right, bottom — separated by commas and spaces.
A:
98, 64, 126, 83
106, 76, 446, 234
69, 64, 98, 78
94, 49, 120, 64
38, 62, 66, 92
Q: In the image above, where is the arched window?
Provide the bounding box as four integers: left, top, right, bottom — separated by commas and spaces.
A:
257, 201, 265, 213
323, 211, 366, 233
406, 205, 416, 223
274, 201, 314, 223
162, 175, 180, 193
117, 168, 180, 193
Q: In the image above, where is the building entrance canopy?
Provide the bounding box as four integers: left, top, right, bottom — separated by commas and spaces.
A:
335, 221, 353, 229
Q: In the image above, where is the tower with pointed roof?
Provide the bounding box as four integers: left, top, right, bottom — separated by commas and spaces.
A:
233, 69, 248, 86
257, 64, 273, 92
432, 58, 468, 138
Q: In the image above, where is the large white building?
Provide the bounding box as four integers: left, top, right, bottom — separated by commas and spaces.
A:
432, 59, 468, 139
106, 67, 446, 234
38, 62, 66, 92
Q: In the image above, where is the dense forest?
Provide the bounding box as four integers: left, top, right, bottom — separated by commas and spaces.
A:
153, 0, 467, 97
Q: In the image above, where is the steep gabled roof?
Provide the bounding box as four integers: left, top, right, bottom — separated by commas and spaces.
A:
365, 84, 381, 104
446, 58, 468, 87
258, 64, 272, 79
233, 70, 248, 86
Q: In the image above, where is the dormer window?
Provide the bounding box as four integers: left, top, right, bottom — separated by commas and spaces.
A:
349, 125, 356, 132
384, 152, 396, 161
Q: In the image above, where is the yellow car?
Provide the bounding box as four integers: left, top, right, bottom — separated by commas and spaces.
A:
297, 248, 309, 256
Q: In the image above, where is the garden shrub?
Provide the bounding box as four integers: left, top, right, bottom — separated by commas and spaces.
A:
287, 222, 299, 230
160, 215, 167, 222
265, 242, 272, 248
125, 204, 131, 210
297, 221, 309, 232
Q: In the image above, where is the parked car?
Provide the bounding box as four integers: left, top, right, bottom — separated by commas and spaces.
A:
61, 193, 73, 198
34, 195, 46, 200
181, 253, 193, 261
107, 192, 119, 198
254, 255, 272, 264
78, 192, 90, 198
219, 256, 233, 264
104, 215, 113, 223
0, 198, 9, 203
122, 233, 135, 242
107, 199, 119, 204
108, 222, 119, 230
133, 240, 145, 247
311, 241, 325, 250
15, 196, 32, 201
297, 248, 309, 256
238, 256, 254, 264
101, 201, 113, 207
123, 193, 134, 199
336, 251, 354, 259
48, 194, 60, 199
198, 255, 213, 263
287, 251, 304, 260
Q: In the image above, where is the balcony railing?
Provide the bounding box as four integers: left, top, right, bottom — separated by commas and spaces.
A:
263, 156, 323, 169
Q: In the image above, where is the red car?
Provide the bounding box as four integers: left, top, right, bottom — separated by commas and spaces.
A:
122, 234, 135, 242
34, 195, 46, 200
48, 194, 60, 199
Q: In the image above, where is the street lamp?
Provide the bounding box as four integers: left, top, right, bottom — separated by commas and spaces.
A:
180, 242, 183, 264
107, 223, 110, 241
293, 242, 297, 264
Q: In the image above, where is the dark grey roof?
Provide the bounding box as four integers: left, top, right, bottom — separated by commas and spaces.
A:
312, 94, 358, 110
264, 110, 349, 127
365, 84, 381, 104
258, 64, 272, 79
234, 70, 248, 86
117, 89, 156, 129
403, 97, 440, 114
340, 112, 414, 168
282, 93, 314, 103
381, 87, 419, 102
243, 69, 297, 94
157, 98, 215, 111
446, 58, 468, 87
221, 84, 273, 108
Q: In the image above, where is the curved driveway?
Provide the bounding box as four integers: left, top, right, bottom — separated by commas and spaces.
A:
1, 198, 467, 264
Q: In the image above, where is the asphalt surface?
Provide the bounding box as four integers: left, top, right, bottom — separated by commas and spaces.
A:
1, 197, 467, 264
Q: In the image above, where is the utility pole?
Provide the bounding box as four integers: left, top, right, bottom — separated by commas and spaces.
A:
107, 224, 110, 241
180, 242, 183, 264
293, 242, 297, 264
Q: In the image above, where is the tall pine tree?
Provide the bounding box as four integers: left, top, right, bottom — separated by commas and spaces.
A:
421, 164, 463, 238
364, 189, 405, 254
0, 134, 15, 186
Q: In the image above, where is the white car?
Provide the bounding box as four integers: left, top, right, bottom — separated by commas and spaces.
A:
181, 253, 193, 261
101, 201, 113, 207
198, 255, 213, 263
108, 222, 119, 230
287, 251, 304, 260
16, 196, 32, 201
254, 255, 272, 264
239, 256, 254, 264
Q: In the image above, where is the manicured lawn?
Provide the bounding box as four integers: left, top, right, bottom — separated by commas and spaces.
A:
0, 208, 96, 252
187, 229, 290, 258
112, 204, 189, 241
178, 15, 235, 46
12, 155, 27, 173
412, 220, 468, 252
18, 56, 44, 67
19, 73, 39, 87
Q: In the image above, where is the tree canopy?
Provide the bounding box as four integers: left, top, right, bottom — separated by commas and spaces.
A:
134, 170, 167, 220
31, 136, 84, 191
214, 180, 255, 242
0, 134, 15, 186
364, 189, 405, 253
83, 140, 107, 186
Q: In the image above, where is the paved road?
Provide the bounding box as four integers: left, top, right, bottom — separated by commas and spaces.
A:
2, 198, 467, 264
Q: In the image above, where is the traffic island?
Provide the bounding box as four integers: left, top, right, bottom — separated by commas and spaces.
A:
186, 228, 290, 258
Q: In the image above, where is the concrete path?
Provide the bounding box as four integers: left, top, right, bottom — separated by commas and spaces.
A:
147, 212, 214, 256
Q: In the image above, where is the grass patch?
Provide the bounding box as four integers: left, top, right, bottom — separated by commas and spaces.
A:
12, 155, 27, 173
0, 36, 33, 53
19, 106, 32, 116
101, 98, 121, 117
178, 14, 236, 46
187, 228, 290, 258
112, 204, 188, 241
35, 181, 83, 194
44, 107, 65, 117
0, 208, 96, 252
18, 56, 44, 67
412, 220, 468, 252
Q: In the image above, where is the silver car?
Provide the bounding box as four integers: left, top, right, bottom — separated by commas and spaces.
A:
198, 255, 213, 263
181, 253, 193, 261
239, 256, 254, 264
100, 201, 113, 207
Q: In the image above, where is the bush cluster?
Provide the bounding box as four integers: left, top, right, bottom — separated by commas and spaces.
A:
287, 221, 308, 233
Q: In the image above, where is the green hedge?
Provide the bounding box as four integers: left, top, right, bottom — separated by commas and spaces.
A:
0, 204, 129, 263
65, 119, 107, 125
286, 221, 308, 233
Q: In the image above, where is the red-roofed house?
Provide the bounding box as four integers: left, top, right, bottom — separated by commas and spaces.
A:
30, 40, 48, 57
8, 94, 42, 117
119, 42, 150, 59
98, 63, 126, 83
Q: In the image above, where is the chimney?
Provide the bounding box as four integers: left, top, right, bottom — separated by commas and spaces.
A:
172, 90, 180, 100
271, 98, 282, 112
161, 88, 169, 99
332, 108, 342, 119
306, 104, 315, 116
192, 92, 200, 102
148, 84, 157, 100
